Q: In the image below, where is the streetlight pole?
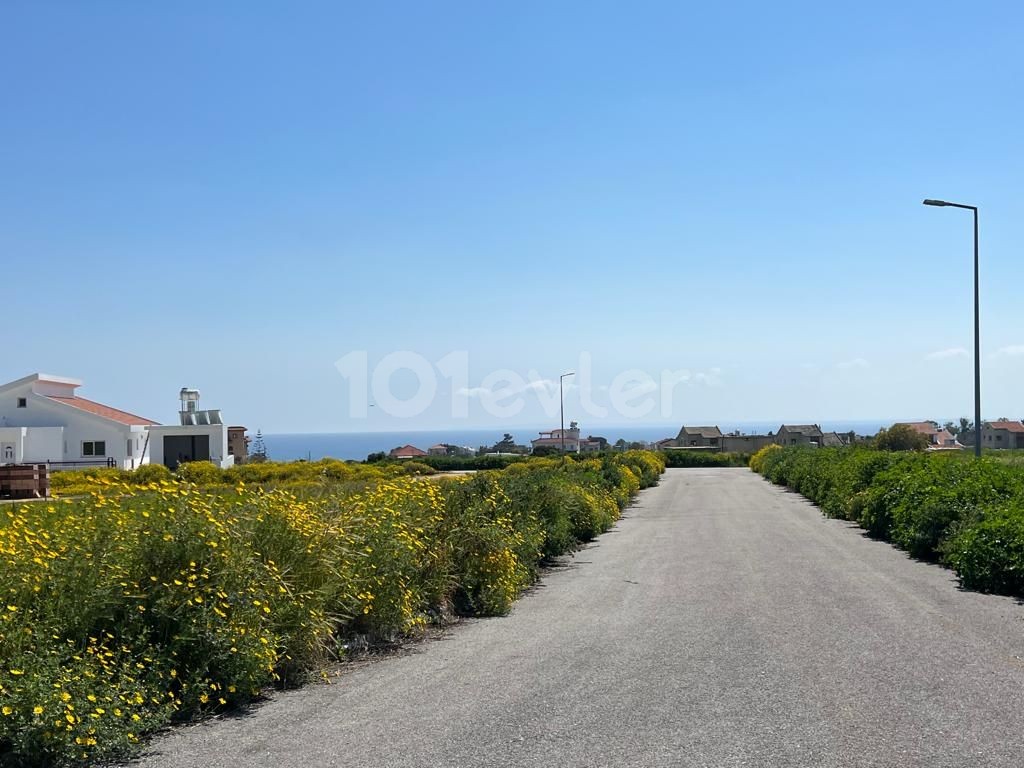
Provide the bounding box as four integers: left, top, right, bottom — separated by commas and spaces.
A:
560, 371, 575, 454
923, 199, 982, 458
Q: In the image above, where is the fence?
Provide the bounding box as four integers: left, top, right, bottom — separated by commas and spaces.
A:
0, 464, 50, 500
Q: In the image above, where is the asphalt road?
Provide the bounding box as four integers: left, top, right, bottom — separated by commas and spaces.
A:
133, 468, 1024, 768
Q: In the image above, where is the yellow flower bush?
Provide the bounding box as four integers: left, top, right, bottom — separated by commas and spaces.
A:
2, 452, 663, 766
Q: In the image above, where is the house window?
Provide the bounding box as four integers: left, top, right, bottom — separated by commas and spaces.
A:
126, 440, 133, 457
82, 441, 106, 457
16, 397, 26, 408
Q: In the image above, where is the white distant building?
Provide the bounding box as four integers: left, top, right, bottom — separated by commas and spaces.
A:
0, 374, 237, 470
530, 423, 603, 454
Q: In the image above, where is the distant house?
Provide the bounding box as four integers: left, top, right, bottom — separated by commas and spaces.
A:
675, 426, 722, 449
426, 443, 474, 457
720, 434, 775, 453
774, 424, 824, 447
389, 444, 428, 459
981, 419, 1024, 450
820, 431, 848, 448
897, 421, 961, 450
532, 426, 582, 453
227, 426, 249, 464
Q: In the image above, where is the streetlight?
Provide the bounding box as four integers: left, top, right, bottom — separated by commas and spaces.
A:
560, 371, 575, 454
923, 198, 981, 458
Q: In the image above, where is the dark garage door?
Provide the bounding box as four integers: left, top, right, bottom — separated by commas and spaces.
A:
163, 435, 211, 470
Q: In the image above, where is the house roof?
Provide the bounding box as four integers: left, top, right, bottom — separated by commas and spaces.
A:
821, 432, 846, 447
987, 420, 1024, 433
0, 373, 83, 394
778, 424, 823, 436
389, 444, 427, 457
45, 395, 159, 426
677, 426, 722, 439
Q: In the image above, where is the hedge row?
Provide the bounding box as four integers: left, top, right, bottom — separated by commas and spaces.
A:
0, 451, 663, 766
50, 459, 436, 497
380, 454, 528, 471
660, 450, 750, 468
750, 445, 1024, 595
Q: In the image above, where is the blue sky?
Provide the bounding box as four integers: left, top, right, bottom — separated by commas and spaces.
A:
2, 1, 1022, 433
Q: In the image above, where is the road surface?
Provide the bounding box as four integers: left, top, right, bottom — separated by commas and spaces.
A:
133, 468, 1024, 768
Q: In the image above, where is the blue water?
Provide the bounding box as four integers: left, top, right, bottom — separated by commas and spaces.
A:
262, 421, 890, 462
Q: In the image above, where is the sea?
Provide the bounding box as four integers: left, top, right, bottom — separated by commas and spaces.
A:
262, 421, 893, 462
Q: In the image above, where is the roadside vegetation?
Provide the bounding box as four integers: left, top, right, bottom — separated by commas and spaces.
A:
48, 459, 439, 498
0, 452, 663, 766
749, 445, 1024, 597
659, 450, 750, 468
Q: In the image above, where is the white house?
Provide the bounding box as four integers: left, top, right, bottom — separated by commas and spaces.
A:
0, 373, 157, 469
530, 423, 603, 453
0, 374, 237, 470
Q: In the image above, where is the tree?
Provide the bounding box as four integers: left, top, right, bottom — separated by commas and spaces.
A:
249, 430, 269, 463
959, 417, 974, 436
943, 420, 958, 436
492, 433, 517, 453
613, 438, 627, 451
875, 424, 929, 452
366, 451, 387, 463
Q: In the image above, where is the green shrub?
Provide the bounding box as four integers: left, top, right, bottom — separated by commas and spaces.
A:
875, 423, 930, 451
943, 504, 1024, 594
748, 444, 782, 473
751, 446, 1024, 595
175, 461, 225, 485
661, 450, 745, 468
398, 461, 436, 476
129, 463, 173, 485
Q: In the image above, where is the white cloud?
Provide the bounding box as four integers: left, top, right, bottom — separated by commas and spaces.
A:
994, 345, 1024, 358
836, 358, 869, 370
457, 377, 560, 399
925, 347, 968, 361
523, 379, 557, 393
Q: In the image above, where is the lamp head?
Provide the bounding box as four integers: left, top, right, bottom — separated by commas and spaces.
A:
923, 199, 950, 207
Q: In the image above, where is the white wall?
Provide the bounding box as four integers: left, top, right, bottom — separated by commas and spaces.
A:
25, 427, 64, 463
0, 381, 139, 469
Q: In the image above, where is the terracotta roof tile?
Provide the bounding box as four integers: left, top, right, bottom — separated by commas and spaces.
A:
46, 396, 159, 426
389, 444, 427, 457
988, 420, 1024, 433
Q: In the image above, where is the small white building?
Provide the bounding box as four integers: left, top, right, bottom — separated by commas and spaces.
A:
0, 374, 237, 470
148, 388, 233, 470
0, 373, 157, 469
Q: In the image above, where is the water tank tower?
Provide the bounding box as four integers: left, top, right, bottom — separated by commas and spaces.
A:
179, 388, 201, 425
